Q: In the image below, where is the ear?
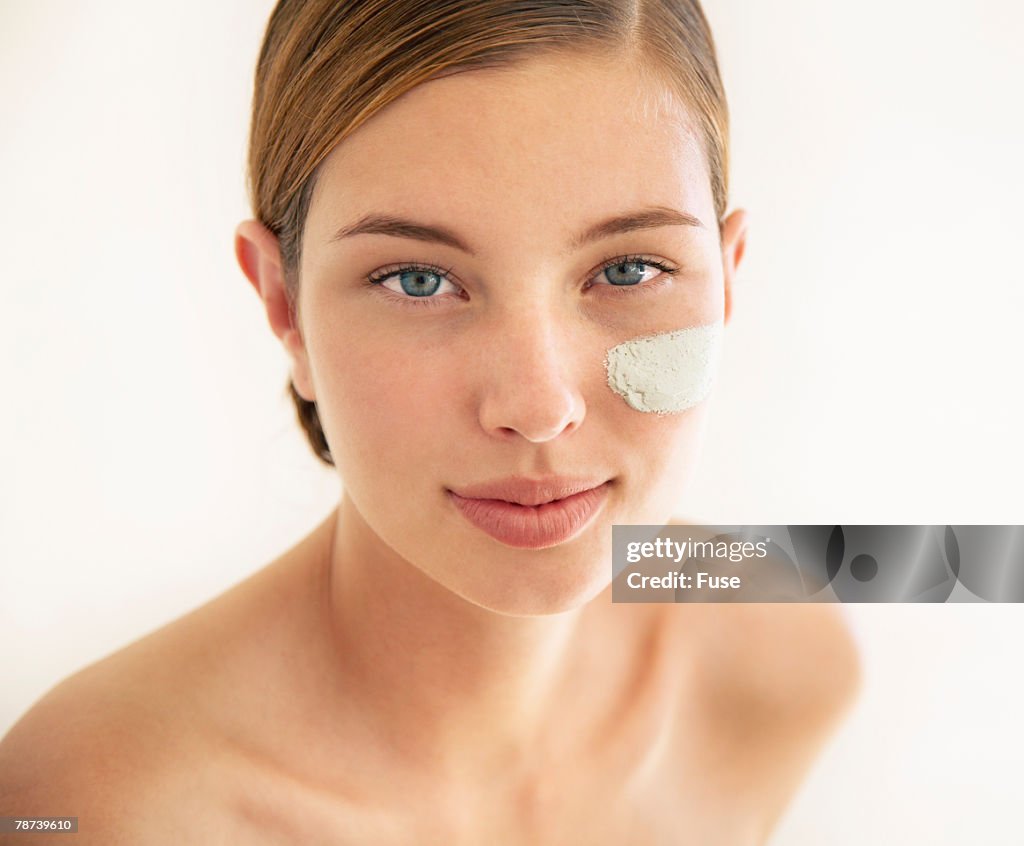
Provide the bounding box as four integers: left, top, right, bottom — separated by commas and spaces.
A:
234, 220, 316, 402
719, 208, 749, 326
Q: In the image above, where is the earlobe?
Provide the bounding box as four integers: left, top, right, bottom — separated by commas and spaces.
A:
289, 358, 317, 403
234, 219, 316, 402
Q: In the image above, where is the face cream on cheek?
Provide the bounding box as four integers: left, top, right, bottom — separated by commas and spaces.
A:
604, 321, 724, 414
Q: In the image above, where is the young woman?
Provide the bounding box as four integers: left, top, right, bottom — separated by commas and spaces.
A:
0, 1, 861, 842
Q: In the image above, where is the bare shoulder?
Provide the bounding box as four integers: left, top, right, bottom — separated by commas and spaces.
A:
0, 660, 231, 844
0, 544, 322, 843
672, 601, 862, 840
0, 519, 338, 843
690, 602, 863, 718
662, 518, 863, 720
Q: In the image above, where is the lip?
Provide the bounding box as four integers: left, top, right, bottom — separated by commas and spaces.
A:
446, 476, 611, 549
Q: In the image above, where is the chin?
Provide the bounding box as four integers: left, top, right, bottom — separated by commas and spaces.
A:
447, 548, 614, 617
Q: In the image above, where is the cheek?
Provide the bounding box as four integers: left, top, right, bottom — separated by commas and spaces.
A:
604, 320, 723, 414
597, 322, 722, 517
608, 400, 712, 523
305, 324, 463, 467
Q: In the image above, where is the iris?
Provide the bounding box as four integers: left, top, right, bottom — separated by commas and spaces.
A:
603, 260, 646, 286
398, 270, 443, 296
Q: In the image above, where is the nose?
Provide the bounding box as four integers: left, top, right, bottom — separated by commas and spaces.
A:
476, 307, 587, 443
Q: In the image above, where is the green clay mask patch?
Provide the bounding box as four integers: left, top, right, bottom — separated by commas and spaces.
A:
604, 321, 723, 414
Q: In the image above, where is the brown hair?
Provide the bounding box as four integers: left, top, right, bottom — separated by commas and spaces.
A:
246, 0, 730, 466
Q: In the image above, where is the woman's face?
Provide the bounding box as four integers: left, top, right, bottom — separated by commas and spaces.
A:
289, 51, 745, 615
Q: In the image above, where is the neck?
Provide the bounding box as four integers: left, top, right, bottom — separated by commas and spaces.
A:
317, 494, 613, 781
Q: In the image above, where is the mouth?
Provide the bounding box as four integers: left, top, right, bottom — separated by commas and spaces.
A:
448, 476, 610, 506
446, 477, 612, 549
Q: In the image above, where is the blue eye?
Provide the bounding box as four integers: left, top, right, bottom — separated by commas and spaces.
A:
396, 269, 441, 297
367, 263, 459, 298
594, 255, 677, 287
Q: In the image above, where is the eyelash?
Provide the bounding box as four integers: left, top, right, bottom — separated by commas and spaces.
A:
365, 254, 679, 307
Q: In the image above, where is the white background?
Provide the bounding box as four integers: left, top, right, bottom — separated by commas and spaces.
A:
1, 1, 1022, 842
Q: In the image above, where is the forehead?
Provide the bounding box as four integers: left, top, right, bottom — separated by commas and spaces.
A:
306, 53, 713, 255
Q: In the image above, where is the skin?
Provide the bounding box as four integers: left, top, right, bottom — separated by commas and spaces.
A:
0, 52, 861, 844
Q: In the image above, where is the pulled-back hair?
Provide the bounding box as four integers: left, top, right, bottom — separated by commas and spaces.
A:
245, 0, 730, 466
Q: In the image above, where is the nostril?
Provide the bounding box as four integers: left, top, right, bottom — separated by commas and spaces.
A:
479, 387, 585, 443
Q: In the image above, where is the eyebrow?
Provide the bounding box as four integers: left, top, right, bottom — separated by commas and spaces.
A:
329, 206, 704, 256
